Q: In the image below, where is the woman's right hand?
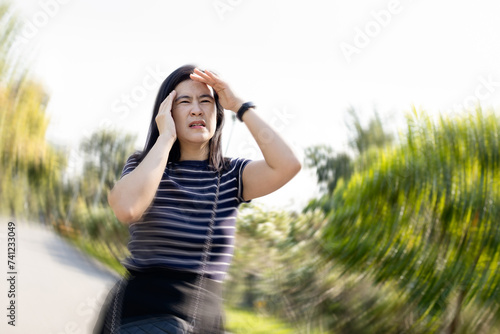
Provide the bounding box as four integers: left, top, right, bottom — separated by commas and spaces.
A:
109, 90, 178, 224
155, 90, 177, 140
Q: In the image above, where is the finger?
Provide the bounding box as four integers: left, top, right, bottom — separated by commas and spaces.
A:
204, 69, 219, 80
190, 72, 216, 89
189, 72, 206, 83
204, 71, 227, 91
194, 67, 210, 78
160, 90, 176, 111
167, 90, 176, 109
168, 90, 176, 107
160, 90, 175, 106
193, 68, 214, 83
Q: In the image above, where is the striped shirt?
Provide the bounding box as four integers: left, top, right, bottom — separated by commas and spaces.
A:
119, 155, 251, 282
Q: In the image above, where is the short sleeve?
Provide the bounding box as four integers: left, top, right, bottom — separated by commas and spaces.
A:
231, 157, 252, 203
120, 154, 139, 179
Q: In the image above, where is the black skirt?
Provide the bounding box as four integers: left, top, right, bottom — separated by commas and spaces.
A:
92, 267, 226, 334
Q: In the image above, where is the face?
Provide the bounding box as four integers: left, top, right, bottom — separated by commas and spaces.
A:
171, 79, 217, 148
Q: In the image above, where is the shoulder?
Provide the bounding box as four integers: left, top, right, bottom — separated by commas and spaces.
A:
120, 151, 142, 178
223, 158, 252, 203
125, 153, 140, 165
224, 157, 252, 175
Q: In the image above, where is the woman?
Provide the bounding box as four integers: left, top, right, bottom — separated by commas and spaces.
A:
93, 64, 301, 333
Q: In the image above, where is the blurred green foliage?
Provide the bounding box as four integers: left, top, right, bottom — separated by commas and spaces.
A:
227, 204, 414, 333
305, 108, 393, 194
308, 107, 500, 333
0, 2, 134, 262
0, 2, 67, 222
224, 306, 297, 334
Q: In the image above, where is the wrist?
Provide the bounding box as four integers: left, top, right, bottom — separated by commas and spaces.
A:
230, 99, 245, 113
236, 102, 256, 122
157, 133, 176, 146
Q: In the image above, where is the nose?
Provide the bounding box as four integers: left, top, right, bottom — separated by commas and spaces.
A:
190, 101, 203, 116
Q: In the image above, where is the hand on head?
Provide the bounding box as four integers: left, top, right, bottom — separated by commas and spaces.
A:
156, 90, 177, 141
190, 68, 244, 113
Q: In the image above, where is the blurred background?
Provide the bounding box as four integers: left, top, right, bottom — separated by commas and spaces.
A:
1, 0, 500, 333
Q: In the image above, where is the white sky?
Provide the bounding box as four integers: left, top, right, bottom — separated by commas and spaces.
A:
9, 0, 500, 211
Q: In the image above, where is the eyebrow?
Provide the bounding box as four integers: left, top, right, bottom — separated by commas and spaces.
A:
175, 94, 214, 102
200, 94, 214, 100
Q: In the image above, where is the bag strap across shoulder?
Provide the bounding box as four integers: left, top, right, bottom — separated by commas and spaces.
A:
189, 171, 221, 332
109, 172, 222, 334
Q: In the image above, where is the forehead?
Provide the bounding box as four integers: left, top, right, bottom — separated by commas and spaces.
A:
175, 79, 214, 96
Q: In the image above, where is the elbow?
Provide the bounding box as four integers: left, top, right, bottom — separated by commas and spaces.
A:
280, 156, 301, 182
115, 209, 138, 225
294, 158, 302, 174
289, 156, 302, 177
108, 191, 139, 225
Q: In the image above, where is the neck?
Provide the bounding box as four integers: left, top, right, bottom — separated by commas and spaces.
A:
179, 142, 209, 161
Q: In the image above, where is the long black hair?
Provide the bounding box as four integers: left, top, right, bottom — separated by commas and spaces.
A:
132, 64, 228, 171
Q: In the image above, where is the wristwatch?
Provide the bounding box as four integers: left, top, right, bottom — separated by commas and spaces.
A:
236, 102, 256, 122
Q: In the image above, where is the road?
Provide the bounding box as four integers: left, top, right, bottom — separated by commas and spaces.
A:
0, 218, 121, 334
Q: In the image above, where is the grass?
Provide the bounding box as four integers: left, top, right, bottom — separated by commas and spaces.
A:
65, 234, 128, 277
224, 306, 295, 333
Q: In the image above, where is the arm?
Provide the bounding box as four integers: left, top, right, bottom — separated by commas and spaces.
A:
108, 91, 177, 224
190, 69, 301, 201
238, 107, 301, 201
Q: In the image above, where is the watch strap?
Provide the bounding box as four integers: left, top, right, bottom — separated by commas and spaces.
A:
236, 102, 256, 122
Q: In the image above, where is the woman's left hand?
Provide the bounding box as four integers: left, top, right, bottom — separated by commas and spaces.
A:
190, 68, 244, 113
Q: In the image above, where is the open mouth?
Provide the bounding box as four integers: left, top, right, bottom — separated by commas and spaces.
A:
189, 120, 206, 128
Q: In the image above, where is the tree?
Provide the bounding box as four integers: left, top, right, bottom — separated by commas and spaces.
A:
305, 145, 353, 194
64, 129, 138, 262
0, 3, 67, 220
305, 108, 393, 194
312, 107, 500, 333
79, 129, 136, 208
227, 205, 415, 333
346, 107, 393, 156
